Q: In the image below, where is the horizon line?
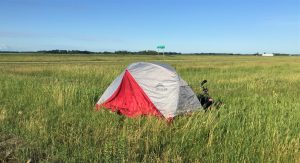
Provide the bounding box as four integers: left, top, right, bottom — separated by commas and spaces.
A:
0, 49, 299, 55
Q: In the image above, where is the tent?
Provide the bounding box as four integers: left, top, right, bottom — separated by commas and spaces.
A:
96, 62, 202, 118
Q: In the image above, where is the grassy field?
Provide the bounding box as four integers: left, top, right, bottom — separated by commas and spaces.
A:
0, 54, 299, 162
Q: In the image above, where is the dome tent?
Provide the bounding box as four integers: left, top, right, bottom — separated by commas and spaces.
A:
96, 62, 202, 118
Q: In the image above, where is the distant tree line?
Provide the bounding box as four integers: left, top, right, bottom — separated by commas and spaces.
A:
0, 50, 297, 56
190, 53, 239, 55
36, 50, 182, 55
38, 50, 94, 54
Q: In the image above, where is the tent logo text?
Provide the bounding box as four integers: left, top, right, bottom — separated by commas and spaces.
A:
155, 83, 167, 92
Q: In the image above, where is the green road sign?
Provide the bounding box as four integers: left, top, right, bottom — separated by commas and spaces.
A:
157, 45, 165, 49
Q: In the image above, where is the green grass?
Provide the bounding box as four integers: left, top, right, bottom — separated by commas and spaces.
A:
0, 54, 299, 162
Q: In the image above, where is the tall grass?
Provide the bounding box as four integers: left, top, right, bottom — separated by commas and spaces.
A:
0, 55, 299, 162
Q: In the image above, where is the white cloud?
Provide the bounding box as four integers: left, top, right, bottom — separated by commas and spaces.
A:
0, 44, 9, 50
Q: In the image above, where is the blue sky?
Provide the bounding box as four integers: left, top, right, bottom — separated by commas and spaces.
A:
0, 0, 299, 53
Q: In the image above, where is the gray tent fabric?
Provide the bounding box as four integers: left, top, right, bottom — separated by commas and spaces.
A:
98, 71, 125, 104
97, 62, 202, 118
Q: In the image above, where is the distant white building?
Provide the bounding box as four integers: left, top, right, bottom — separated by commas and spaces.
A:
262, 53, 274, 57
